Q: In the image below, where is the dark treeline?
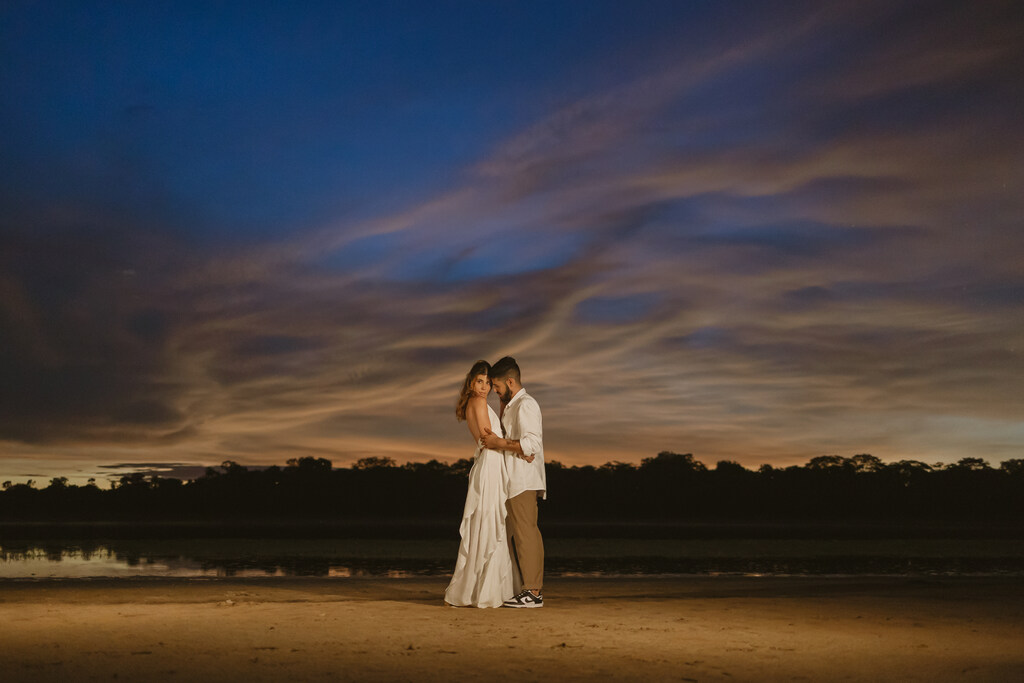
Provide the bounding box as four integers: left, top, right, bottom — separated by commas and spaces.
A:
2, 452, 1024, 524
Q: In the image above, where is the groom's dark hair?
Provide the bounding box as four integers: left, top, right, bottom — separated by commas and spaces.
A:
489, 356, 521, 382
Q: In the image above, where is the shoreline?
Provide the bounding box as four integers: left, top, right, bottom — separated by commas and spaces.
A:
2, 576, 1023, 681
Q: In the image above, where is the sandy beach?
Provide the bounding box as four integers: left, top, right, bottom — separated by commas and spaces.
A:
1, 576, 1023, 682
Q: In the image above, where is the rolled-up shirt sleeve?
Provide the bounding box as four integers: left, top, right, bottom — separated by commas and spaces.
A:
517, 398, 543, 457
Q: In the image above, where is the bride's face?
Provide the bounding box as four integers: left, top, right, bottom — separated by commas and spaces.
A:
470, 373, 491, 398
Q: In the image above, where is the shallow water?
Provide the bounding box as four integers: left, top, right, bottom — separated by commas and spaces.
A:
3, 538, 1024, 579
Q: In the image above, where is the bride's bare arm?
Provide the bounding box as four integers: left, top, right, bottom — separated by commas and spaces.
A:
465, 395, 490, 443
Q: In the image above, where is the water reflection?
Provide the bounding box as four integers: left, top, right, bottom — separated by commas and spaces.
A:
0, 540, 457, 579
3, 538, 1024, 579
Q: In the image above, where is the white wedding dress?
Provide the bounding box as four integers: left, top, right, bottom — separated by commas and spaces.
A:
444, 405, 515, 608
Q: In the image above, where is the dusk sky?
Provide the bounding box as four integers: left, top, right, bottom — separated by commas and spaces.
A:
2, 0, 1022, 485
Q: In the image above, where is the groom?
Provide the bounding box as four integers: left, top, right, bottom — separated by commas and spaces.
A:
481, 356, 546, 608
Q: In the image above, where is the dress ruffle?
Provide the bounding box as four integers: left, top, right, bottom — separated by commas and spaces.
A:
444, 408, 515, 608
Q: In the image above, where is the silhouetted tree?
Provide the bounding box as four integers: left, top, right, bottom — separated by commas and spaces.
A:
849, 454, 884, 473
221, 460, 249, 476
885, 460, 932, 479
286, 457, 334, 471
449, 459, 473, 477
1000, 459, 1024, 476
640, 451, 706, 473
116, 473, 150, 489
714, 460, 749, 475
949, 457, 992, 472
806, 455, 850, 471
353, 456, 396, 470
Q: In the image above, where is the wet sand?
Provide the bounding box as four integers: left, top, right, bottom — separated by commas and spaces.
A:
1, 576, 1023, 681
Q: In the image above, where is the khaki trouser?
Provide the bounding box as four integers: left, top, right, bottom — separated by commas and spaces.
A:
506, 490, 544, 591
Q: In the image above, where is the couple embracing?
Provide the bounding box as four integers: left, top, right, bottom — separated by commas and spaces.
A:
445, 356, 546, 609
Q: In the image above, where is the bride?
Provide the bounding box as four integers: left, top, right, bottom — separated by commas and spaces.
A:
444, 360, 515, 607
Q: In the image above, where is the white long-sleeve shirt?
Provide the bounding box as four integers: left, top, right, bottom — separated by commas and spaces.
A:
501, 388, 547, 500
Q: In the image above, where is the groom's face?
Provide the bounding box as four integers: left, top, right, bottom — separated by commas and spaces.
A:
492, 377, 513, 403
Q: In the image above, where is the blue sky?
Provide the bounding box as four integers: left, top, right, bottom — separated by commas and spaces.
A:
1, 0, 1022, 483
3, 1, 717, 237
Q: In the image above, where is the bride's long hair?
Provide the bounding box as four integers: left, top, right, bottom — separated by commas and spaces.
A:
455, 360, 491, 421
